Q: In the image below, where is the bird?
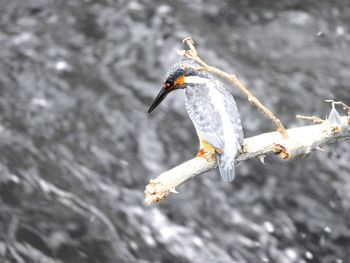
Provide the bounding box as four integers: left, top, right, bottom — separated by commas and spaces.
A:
148, 59, 244, 182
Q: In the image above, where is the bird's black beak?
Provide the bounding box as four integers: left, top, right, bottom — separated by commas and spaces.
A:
148, 87, 170, 113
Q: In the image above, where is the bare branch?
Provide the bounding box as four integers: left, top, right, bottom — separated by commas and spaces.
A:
296, 115, 324, 124
178, 36, 289, 139
325, 99, 350, 114
183, 37, 197, 57
145, 115, 350, 204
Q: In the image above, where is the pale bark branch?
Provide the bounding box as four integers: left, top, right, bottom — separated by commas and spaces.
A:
296, 115, 324, 124
178, 37, 289, 139
145, 116, 350, 205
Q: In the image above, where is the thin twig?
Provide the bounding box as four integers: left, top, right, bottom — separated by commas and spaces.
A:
296, 115, 324, 124
325, 99, 350, 114
178, 37, 289, 139
183, 37, 197, 56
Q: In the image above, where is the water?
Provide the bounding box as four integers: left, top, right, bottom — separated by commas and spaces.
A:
0, 0, 349, 262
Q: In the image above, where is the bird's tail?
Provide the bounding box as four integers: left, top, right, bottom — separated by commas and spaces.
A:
216, 153, 235, 182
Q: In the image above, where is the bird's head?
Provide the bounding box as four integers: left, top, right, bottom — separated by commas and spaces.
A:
148, 59, 209, 113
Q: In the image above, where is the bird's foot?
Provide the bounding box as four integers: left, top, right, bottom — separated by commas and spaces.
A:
196, 148, 215, 161
197, 148, 206, 157
197, 139, 216, 161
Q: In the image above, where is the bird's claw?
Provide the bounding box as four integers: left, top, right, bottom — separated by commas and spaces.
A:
196, 149, 214, 161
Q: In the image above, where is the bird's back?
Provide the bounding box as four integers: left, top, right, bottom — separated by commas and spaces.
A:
185, 78, 243, 181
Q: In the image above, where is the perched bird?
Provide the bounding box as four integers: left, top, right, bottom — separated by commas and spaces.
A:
148, 60, 244, 181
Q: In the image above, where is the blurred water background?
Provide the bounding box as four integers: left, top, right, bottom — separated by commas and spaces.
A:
0, 0, 349, 262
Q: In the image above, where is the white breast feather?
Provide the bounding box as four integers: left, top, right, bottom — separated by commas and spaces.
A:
184, 76, 208, 84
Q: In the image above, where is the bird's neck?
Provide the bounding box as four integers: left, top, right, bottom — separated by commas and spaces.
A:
184, 75, 210, 84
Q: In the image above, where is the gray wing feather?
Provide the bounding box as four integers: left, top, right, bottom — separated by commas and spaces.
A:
215, 80, 244, 145
216, 82, 244, 181
224, 94, 244, 145
185, 84, 224, 150
185, 80, 244, 182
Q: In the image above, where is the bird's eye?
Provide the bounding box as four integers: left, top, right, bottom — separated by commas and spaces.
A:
166, 80, 173, 87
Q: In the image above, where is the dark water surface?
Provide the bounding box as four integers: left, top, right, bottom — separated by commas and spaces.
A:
0, 0, 349, 262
